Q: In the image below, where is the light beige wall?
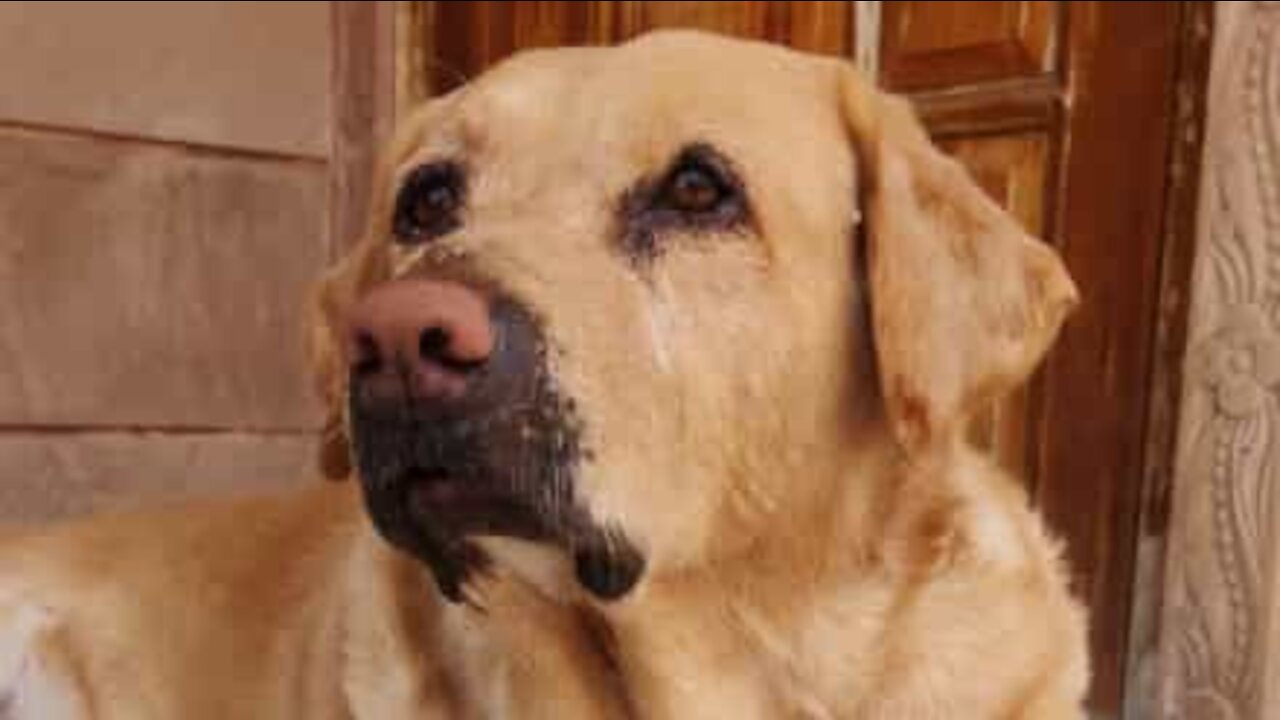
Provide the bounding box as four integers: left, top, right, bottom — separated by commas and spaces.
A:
1157, 2, 1280, 718
0, 2, 336, 524
0, 2, 330, 156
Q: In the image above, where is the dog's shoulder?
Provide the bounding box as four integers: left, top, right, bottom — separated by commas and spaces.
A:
0, 483, 365, 718
868, 447, 1091, 716
0, 481, 364, 602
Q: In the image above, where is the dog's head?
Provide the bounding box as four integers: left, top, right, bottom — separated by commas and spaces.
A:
309, 31, 1078, 604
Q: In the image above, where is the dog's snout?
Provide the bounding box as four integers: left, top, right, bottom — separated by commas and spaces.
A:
347, 279, 494, 401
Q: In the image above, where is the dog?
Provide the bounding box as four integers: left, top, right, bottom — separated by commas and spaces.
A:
0, 30, 1088, 718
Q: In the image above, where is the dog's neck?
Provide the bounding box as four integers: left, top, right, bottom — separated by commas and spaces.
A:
580, 439, 902, 718
346, 433, 928, 719
450, 432, 905, 718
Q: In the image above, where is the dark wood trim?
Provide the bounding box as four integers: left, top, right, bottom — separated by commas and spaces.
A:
1122, 2, 1217, 717
1035, 1, 1187, 711
913, 75, 1062, 139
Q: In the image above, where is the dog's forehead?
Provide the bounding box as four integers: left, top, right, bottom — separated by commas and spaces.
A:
397, 31, 838, 175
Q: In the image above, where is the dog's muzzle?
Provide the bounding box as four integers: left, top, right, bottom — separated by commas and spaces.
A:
344, 277, 644, 603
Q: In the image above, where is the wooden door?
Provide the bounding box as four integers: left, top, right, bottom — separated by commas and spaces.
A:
396, 3, 1208, 715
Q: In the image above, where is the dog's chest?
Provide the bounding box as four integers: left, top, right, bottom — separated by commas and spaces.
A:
580, 592, 896, 720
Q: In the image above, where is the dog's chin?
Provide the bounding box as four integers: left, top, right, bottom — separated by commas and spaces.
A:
361, 467, 647, 605
405, 471, 553, 542
470, 531, 652, 607
470, 536, 583, 603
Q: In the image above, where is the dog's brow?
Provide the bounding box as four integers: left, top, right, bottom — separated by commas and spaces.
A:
395, 151, 461, 186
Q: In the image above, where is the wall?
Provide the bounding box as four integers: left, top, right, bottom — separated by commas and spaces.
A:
0, 2, 346, 523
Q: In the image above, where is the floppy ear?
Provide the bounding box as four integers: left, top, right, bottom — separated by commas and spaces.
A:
839, 67, 1079, 453
307, 240, 386, 480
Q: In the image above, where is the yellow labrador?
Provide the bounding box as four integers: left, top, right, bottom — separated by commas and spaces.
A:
0, 31, 1087, 718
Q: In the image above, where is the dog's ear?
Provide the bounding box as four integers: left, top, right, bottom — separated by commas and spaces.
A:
307, 240, 386, 480
838, 67, 1078, 454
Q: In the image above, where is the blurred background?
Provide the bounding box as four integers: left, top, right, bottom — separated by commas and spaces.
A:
1, 2, 1274, 718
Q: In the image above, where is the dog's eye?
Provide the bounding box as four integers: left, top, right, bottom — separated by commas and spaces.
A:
393, 162, 465, 245
617, 143, 751, 263
657, 154, 735, 216
664, 163, 728, 214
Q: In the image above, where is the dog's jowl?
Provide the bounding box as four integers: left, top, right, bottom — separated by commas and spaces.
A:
0, 30, 1088, 719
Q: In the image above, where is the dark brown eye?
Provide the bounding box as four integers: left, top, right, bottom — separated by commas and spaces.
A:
393, 162, 464, 245
617, 143, 750, 263
666, 164, 726, 213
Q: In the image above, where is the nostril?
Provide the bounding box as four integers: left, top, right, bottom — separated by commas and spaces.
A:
352, 331, 382, 377
419, 326, 484, 373
419, 326, 451, 363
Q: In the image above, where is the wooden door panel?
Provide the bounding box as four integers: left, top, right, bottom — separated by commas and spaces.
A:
883, 0, 1058, 90
611, 1, 851, 54
619, 1, 778, 39
1033, 3, 1184, 708
940, 133, 1048, 235
418, 0, 852, 93
429, 1, 601, 92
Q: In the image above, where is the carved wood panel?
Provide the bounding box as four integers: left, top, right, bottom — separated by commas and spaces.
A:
1158, 3, 1280, 718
